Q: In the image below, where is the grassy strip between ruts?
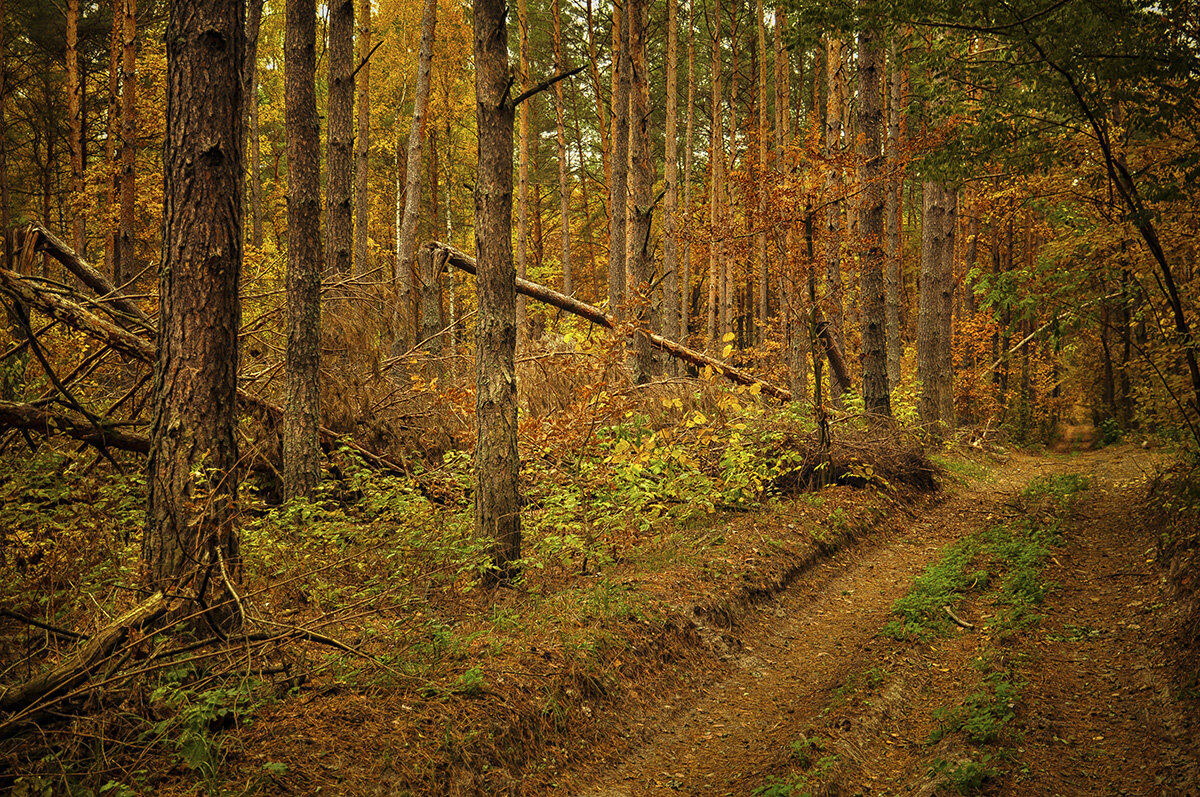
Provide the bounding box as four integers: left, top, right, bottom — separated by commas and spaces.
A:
754, 472, 1089, 797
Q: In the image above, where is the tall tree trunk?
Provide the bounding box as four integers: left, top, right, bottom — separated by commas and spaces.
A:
963, 188, 979, 315
858, 20, 890, 416
473, 0, 521, 579
917, 181, 956, 435
884, 37, 902, 389
283, 0, 323, 500
117, 0, 138, 286
755, 0, 768, 340
516, 0, 531, 334
776, 6, 806, 401
585, 0, 610, 238
707, 0, 723, 345
627, 0, 654, 382
553, 0, 572, 296
682, 0, 695, 342
105, 0, 121, 281
608, 0, 630, 319
354, 0, 371, 276
721, 5, 736, 345
662, 0, 681, 355
823, 36, 847, 400
66, 0, 85, 258
246, 0, 264, 251
326, 0, 354, 277
147, 0, 245, 617
394, 0, 436, 356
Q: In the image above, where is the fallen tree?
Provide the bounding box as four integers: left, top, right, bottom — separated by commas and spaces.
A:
428, 241, 852, 400
0, 399, 150, 453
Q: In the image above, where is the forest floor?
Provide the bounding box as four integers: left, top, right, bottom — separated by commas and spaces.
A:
566, 444, 1200, 796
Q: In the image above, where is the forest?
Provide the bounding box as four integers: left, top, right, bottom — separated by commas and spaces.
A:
1, 0, 1199, 792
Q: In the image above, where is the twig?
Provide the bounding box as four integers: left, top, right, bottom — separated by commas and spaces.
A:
943, 605, 975, 630
0, 609, 88, 641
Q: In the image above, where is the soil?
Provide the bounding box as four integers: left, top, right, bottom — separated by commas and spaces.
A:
566, 444, 1200, 796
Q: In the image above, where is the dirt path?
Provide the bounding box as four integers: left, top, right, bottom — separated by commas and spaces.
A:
570, 445, 1199, 796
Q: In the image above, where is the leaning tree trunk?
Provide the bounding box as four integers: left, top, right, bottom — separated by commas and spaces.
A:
283, 0, 323, 500
918, 181, 956, 436
394, 0, 436, 356
147, 0, 245, 622
857, 19, 890, 417
473, 0, 521, 580
325, 0, 354, 277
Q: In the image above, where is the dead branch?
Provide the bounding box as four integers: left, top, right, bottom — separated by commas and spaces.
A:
0, 400, 150, 454
19, 223, 154, 333
430, 242, 796, 402
943, 605, 975, 630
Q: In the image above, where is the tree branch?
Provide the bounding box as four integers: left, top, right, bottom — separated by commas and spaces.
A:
511, 64, 587, 108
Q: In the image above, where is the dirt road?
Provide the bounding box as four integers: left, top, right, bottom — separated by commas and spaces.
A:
572, 445, 1199, 796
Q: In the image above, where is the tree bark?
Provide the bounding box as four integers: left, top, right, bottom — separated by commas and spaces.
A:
472, 0, 521, 580
776, 7, 807, 402
918, 181, 956, 435
823, 36, 848, 400
884, 37, 902, 389
552, 0, 572, 296
147, 0, 245, 620
755, 0, 768, 338
246, 0, 264, 251
608, 0, 630, 319
662, 0, 680, 363
104, 0, 121, 282
116, 0, 137, 286
66, 0, 86, 258
516, 0, 531, 335
354, 0, 371, 276
325, 0, 354, 277
585, 0, 610, 239
707, 1, 723, 345
682, 0, 696, 342
284, 0, 323, 500
857, 21, 890, 416
626, 0, 654, 383
394, 0, 437, 355
0, 399, 149, 454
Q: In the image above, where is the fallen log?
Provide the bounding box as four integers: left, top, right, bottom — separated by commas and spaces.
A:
0, 265, 407, 475
429, 242, 799, 401
0, 399, 150, 453
18, 223, 154, 333
0, 592, 168, 717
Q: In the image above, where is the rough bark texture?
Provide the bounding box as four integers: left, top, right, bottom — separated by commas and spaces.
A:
682, 0, 695, 342
776, 6, 807, 402
823, 36, 848, 399
104, 0, 121, 281
857, 23, 890, 416
552, 0, 572, 296
884, 37, 902, 389
66, 0, 85, 258
354, 0, 371, 276
147, 0, 244, 615
707, 3, 723, 345
608, 0, 630, 319
755, 0, 768, 338
394, 0, 436, 355
0, 0, 8, 277
117, 0, 138, 285
626, 0, 654, 383
918, 181, 956, 435
515, 0, 531, 335
284, 0, 323, 500
418, 243, 443, 370
472, 0, 521, 579
662, 0, 680, 363
325, 0, 354, 277
245, 0, 264, 250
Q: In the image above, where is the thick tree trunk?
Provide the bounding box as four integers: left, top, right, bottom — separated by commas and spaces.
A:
884, 37, 902, 389
283, 0, 323, 500
66, 0, 86, 258
147, 0, 245, 620
472, 0, 521, 580
823, 36, 847, 400
917, 181, 956, 435
246, 0, 264, 251
394, 0, 437, 355
608, 0, 630, 319
354, 0, 371, 276
776, 7, 806, 402
325, 0, 354, 277
662, 0, 681, 358
626, 0, 654, 383
707, 3, 723, 345
117, 0, 138, 286
552, 0, 572, 296
857, 21, 890, 416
